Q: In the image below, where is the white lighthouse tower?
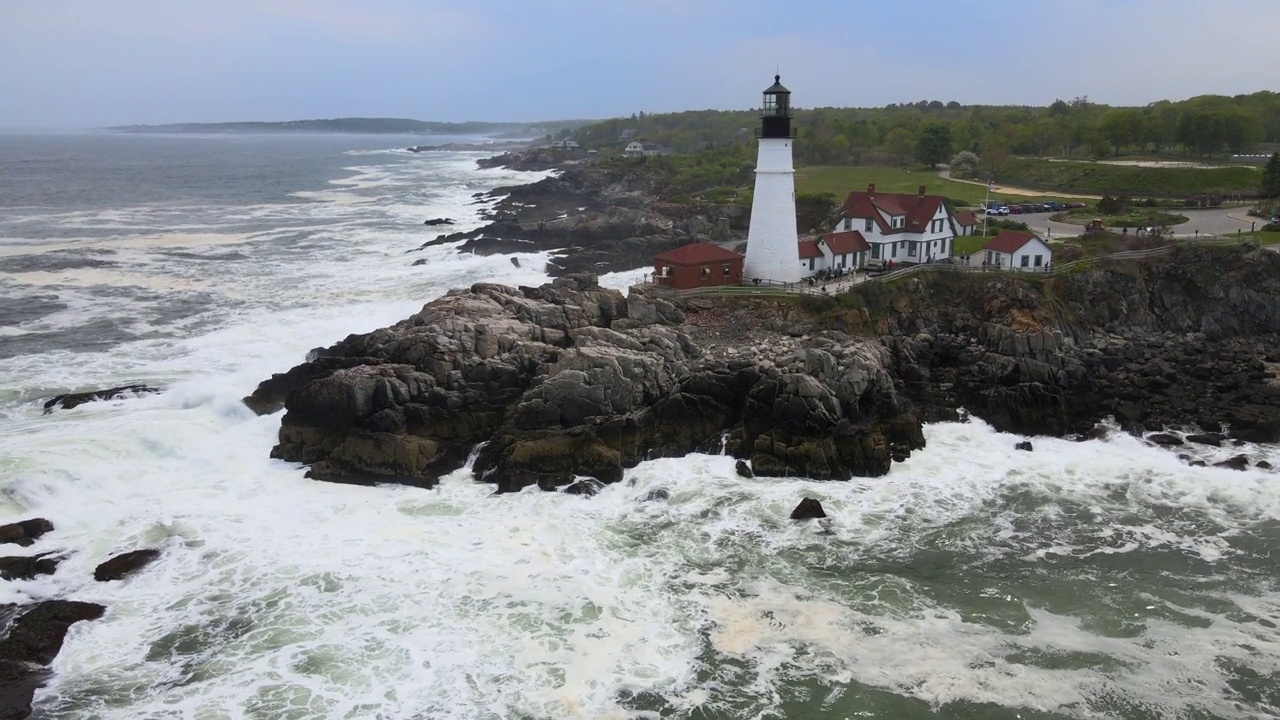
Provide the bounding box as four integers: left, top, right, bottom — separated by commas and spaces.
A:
743, 75, 800, 285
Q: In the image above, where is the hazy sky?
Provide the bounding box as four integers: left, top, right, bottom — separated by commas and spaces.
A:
2, 0, 1278, 127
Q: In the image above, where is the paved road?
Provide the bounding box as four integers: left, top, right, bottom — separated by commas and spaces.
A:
1006, 207, 1259, 240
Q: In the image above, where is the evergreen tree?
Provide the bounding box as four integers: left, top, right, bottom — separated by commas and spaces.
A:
1263, 151, 1280, 199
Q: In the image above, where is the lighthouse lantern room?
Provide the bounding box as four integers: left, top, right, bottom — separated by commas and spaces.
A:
743, 75, 801, 285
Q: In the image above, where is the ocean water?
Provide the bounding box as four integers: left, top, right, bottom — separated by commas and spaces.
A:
1, 133, 1279, 720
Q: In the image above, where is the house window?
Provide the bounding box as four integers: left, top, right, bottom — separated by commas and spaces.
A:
1034, 255, 1043, 267
701, 266, 711, 277
931, 219, 940, 233
986, 251, 992, 264
908, 243, 917, 257
1020, 255, 1029, 267
871, 244, 881, 259
943, 238, 949, 255
864, 218, 873, 232
844, 218, 852, 231
808, 257, 815, 270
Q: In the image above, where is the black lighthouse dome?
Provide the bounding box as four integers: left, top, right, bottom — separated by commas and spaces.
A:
759, 74, 794, 139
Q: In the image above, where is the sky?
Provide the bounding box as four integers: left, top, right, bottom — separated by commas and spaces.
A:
2, 0, 1278, 127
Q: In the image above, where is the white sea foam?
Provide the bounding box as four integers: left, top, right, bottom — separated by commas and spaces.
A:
2, 146, 1279, 719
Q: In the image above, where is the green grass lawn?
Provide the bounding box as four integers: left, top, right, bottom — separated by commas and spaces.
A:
954, 236, 990, 255
994, 158, 1260, 197
794, 165, 1072, 206
1233, 230, 1280, 245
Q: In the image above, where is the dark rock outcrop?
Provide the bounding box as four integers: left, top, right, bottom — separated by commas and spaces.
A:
0, 600, 105, 720
1015, 441, 1034, 452
789, 498, 827, 520
93, 549, 161, 582
840, 245, 1280, 445
42, 385, 161, 413
0, 519, 53, 548
1214, 455, 1251, 471
640, 488, 670, 502
423, 218, 454, 226
1147, 433, 1184, 446
735, 459, 754, 478
251, 275, 924, 492
0, 553, 61, 581
419, 154, 749, 277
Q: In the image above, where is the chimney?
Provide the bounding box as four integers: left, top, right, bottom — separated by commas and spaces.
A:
918, 185, 926, 198
867, 183, 875, 197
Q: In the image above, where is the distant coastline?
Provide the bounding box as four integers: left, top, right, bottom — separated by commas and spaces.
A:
100, 117, 592, 138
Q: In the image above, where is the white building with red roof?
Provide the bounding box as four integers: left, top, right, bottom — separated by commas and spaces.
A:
982, 230, 1053, 270
835, 183, 960, 264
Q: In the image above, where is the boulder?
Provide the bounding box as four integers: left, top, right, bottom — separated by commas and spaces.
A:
93, 549, 161, 582
1214, 455, 1250, 471
1147, 433, 1184, 446
511, 257, 521, 268
640, 488, 670, 503
0, 554, 61, 581
423, 218, 455, 226
1258, 460, 1274, 470
1185, 433, 1224, 447
735, 459, 754, 478
789, 498, 827, 520
1015, 441, 1034, 452
43, 385, 160, 413
561, 479, 602, 497
0, 519, 54, 548
0, 600, 105, 720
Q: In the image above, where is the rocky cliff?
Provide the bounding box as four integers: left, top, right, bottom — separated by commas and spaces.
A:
826, 244, 1280, 442
414, 151, 750, 276
246, 275, 924, 492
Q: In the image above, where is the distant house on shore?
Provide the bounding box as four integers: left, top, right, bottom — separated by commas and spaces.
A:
623, 141, 664, 158
834, 184, 959, 264
953, 210, 979, 236
549, 139, 580, 150
651, 243, 744, 290
619, 128, 639, 141
982, 230, 1053, 270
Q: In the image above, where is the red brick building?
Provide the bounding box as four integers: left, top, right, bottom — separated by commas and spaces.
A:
652, 243, 745, 290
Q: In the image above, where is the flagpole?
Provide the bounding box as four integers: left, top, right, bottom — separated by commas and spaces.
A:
983, 178, 990, 236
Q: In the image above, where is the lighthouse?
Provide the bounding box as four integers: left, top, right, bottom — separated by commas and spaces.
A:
743, 75, 801, 285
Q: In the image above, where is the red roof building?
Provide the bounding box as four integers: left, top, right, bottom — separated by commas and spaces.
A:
835, 183, 960, 265
953, 210, 979, 236
982, 230, 1053, 270
652, 242, 745, 290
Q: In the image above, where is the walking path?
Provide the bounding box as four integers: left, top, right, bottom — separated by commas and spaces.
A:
938, 169, 1102, 199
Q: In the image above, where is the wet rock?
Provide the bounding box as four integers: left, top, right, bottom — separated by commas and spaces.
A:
640, 488, 670, 502
1015, 441, 1034, 452
1185, 433, 1224, 447
0, 553, 61, 581
561, 479, 603, 497
0, 519, 54, 548
1147, 433, 1184, 446
789, 497, 826, 520
423, 218, 455, 226
1214, 455, 1251, 471
0, 600, 106, 720
735, 460, 754, 478
1257, 460, 1273, 470
511, 257, 520, 268
1189, 460, 1207, 467
42, 385, 161, 413
1081, 425, 1111, 442
93, 549, 161, 582
262, 275, 925, 492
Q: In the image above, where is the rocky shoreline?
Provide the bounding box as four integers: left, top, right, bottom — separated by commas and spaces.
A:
1, 518, 162, 720
411, 149, 749, 276
247, 242, 1280, 490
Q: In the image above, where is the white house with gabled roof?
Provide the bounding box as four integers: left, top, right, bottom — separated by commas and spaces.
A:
835, 183, 959, 264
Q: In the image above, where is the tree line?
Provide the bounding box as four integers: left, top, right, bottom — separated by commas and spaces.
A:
573, 91, 1280, 169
